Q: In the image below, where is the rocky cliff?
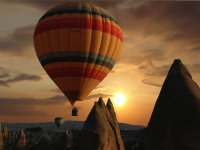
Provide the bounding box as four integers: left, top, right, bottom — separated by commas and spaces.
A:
77, 98, 125, 150
146, 59, 200, 150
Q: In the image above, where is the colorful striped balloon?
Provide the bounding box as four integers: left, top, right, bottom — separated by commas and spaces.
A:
34, 2, 123, 106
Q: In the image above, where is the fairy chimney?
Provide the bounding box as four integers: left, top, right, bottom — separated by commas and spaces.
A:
0, 131, 3, 150
15, 130, 26, 149
2, 126, 8, 142
146, 59, 200, 150
77, 98, 125, 150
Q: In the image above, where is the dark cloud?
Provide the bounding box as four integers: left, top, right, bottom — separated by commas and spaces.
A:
3, 0, 121, 13
50, 88, 62, 93
0, 67, 10, 79
46, 95, 67, 104
85, 93, 113, 100
7, 73, 41, 82
141, 79, 162, 87
2, 0, 62, 11
138, 61, 200, 78
0, 81, 9, 87
138, 60, 200, 87
186, 63, 200, 75
137, 61, 170, 77
0, 104, 47, 116
110, 1, 200, 63
0, 25, 34, 56
123, 1, 200, 36
0, 73, 10, 79
0, 95, 67, 105
120, 49, 167, 65
0, 73, 42, 87
93, 86, 109, 90
0, 95, 66, 116
91, 1, 121, 10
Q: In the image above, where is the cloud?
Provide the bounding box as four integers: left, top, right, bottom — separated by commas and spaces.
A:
0, 25, 34, 56
0, 67, 10, 79
7, 73, 41, 82
0, 104, 47, 116
186, 63, 200, 74
0, 73, 42, 87
0, 81, 9, 87
0, 95, 67, 116
92, 86, 112, 93
141, 79, 162, 87
4, 0, 121, 12
113, 1, 200, 65
91, 1, 121, 10
0, 95, 67, 105
94, 86, 111, 90
50, 88, 62, 94
122, 1, 200, 37
85, 93, 113, 100
135, 60, 172, 87
137, 60, 200, 87
46, 95, 67, 104
137, 61, 170, 77
119, 49, 167, 66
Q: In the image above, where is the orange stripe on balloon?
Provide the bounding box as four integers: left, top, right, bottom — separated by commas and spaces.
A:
34, 18, 122, 42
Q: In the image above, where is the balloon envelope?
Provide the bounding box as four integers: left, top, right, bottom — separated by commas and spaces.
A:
34, 2, 123, 106
54, 117, 64, 128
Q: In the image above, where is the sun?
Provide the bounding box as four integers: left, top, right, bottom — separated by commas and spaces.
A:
114, 93, 126, 106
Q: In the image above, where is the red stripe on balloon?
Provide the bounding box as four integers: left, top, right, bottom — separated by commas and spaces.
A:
34, 18, 122, 42
46, 67, 108, 81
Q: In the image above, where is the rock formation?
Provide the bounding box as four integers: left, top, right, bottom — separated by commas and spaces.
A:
77, 97, 125, 150
146, 59, 200, 150
0, 131, 3, 150
24, 127, 42, 133
66, 131, 73, 148
2, 126, 8, 142
15, 130, 26, 149
38, 136, 54, 150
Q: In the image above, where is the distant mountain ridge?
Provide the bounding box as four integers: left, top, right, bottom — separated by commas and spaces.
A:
0, 121, 145, 131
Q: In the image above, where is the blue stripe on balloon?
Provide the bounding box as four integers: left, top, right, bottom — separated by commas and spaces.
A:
39, 51, 116, 70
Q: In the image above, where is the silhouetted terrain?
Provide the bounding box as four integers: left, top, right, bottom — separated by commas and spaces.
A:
0, 125, 146, 150
1, 121, 145, 132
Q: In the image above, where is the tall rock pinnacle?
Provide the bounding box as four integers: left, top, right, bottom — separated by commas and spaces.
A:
77, 98, 125, 150
2, 125, 8, 142
146, 59, 200, 150
15, 130, 26, 149
0, 131, 3, 150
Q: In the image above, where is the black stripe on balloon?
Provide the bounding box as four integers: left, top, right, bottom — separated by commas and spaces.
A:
39, 6, 118, 24
40, 57, 114, 70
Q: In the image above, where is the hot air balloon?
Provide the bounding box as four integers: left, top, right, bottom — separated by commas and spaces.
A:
33, 2, 123, 108
55, 117, 64, 128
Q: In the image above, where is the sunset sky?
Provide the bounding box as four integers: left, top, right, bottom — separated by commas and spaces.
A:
0, 0, 200, 126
